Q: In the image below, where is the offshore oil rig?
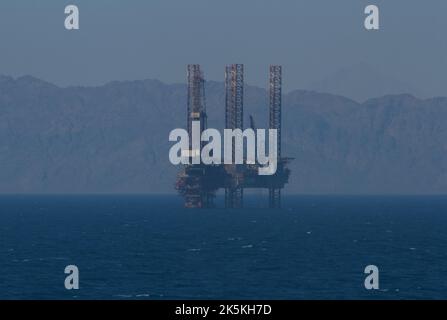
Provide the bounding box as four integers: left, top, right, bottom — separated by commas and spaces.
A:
175, 64, 292, 208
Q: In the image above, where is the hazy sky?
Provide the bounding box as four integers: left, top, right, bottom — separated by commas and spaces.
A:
1, 0, 447, 94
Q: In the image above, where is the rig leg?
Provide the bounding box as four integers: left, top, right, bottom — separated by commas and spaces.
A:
268, 188, 281, 208
225, 187, 243, 208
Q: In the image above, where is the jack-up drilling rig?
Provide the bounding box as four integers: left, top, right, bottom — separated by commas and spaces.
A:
175, 64, 292, 208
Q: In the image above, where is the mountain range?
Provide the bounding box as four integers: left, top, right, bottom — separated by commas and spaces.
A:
1, 75, 447, 194
306, 63, 424, 102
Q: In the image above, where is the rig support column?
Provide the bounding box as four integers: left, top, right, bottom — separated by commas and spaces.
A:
269, 65, 282, 208
225, 64, 244, 208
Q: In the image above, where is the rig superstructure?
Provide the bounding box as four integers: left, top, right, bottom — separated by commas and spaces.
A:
175, 64, 292, 208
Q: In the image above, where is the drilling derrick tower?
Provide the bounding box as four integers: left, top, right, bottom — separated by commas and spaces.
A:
187, 64, 207, 148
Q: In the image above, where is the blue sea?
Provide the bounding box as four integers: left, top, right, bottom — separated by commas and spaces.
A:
0, 195, 446, 300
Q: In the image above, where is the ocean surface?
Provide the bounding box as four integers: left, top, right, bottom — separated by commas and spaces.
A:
0, 195, 446, 300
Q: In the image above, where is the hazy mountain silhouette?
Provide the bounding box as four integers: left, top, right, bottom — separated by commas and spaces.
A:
307, 63, 423, 102
1, 75, 446, 194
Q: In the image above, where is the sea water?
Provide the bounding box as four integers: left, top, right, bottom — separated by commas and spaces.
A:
0, 195, 446, 299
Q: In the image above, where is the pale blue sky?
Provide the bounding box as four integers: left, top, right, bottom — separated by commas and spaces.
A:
0, 0, 446, 94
